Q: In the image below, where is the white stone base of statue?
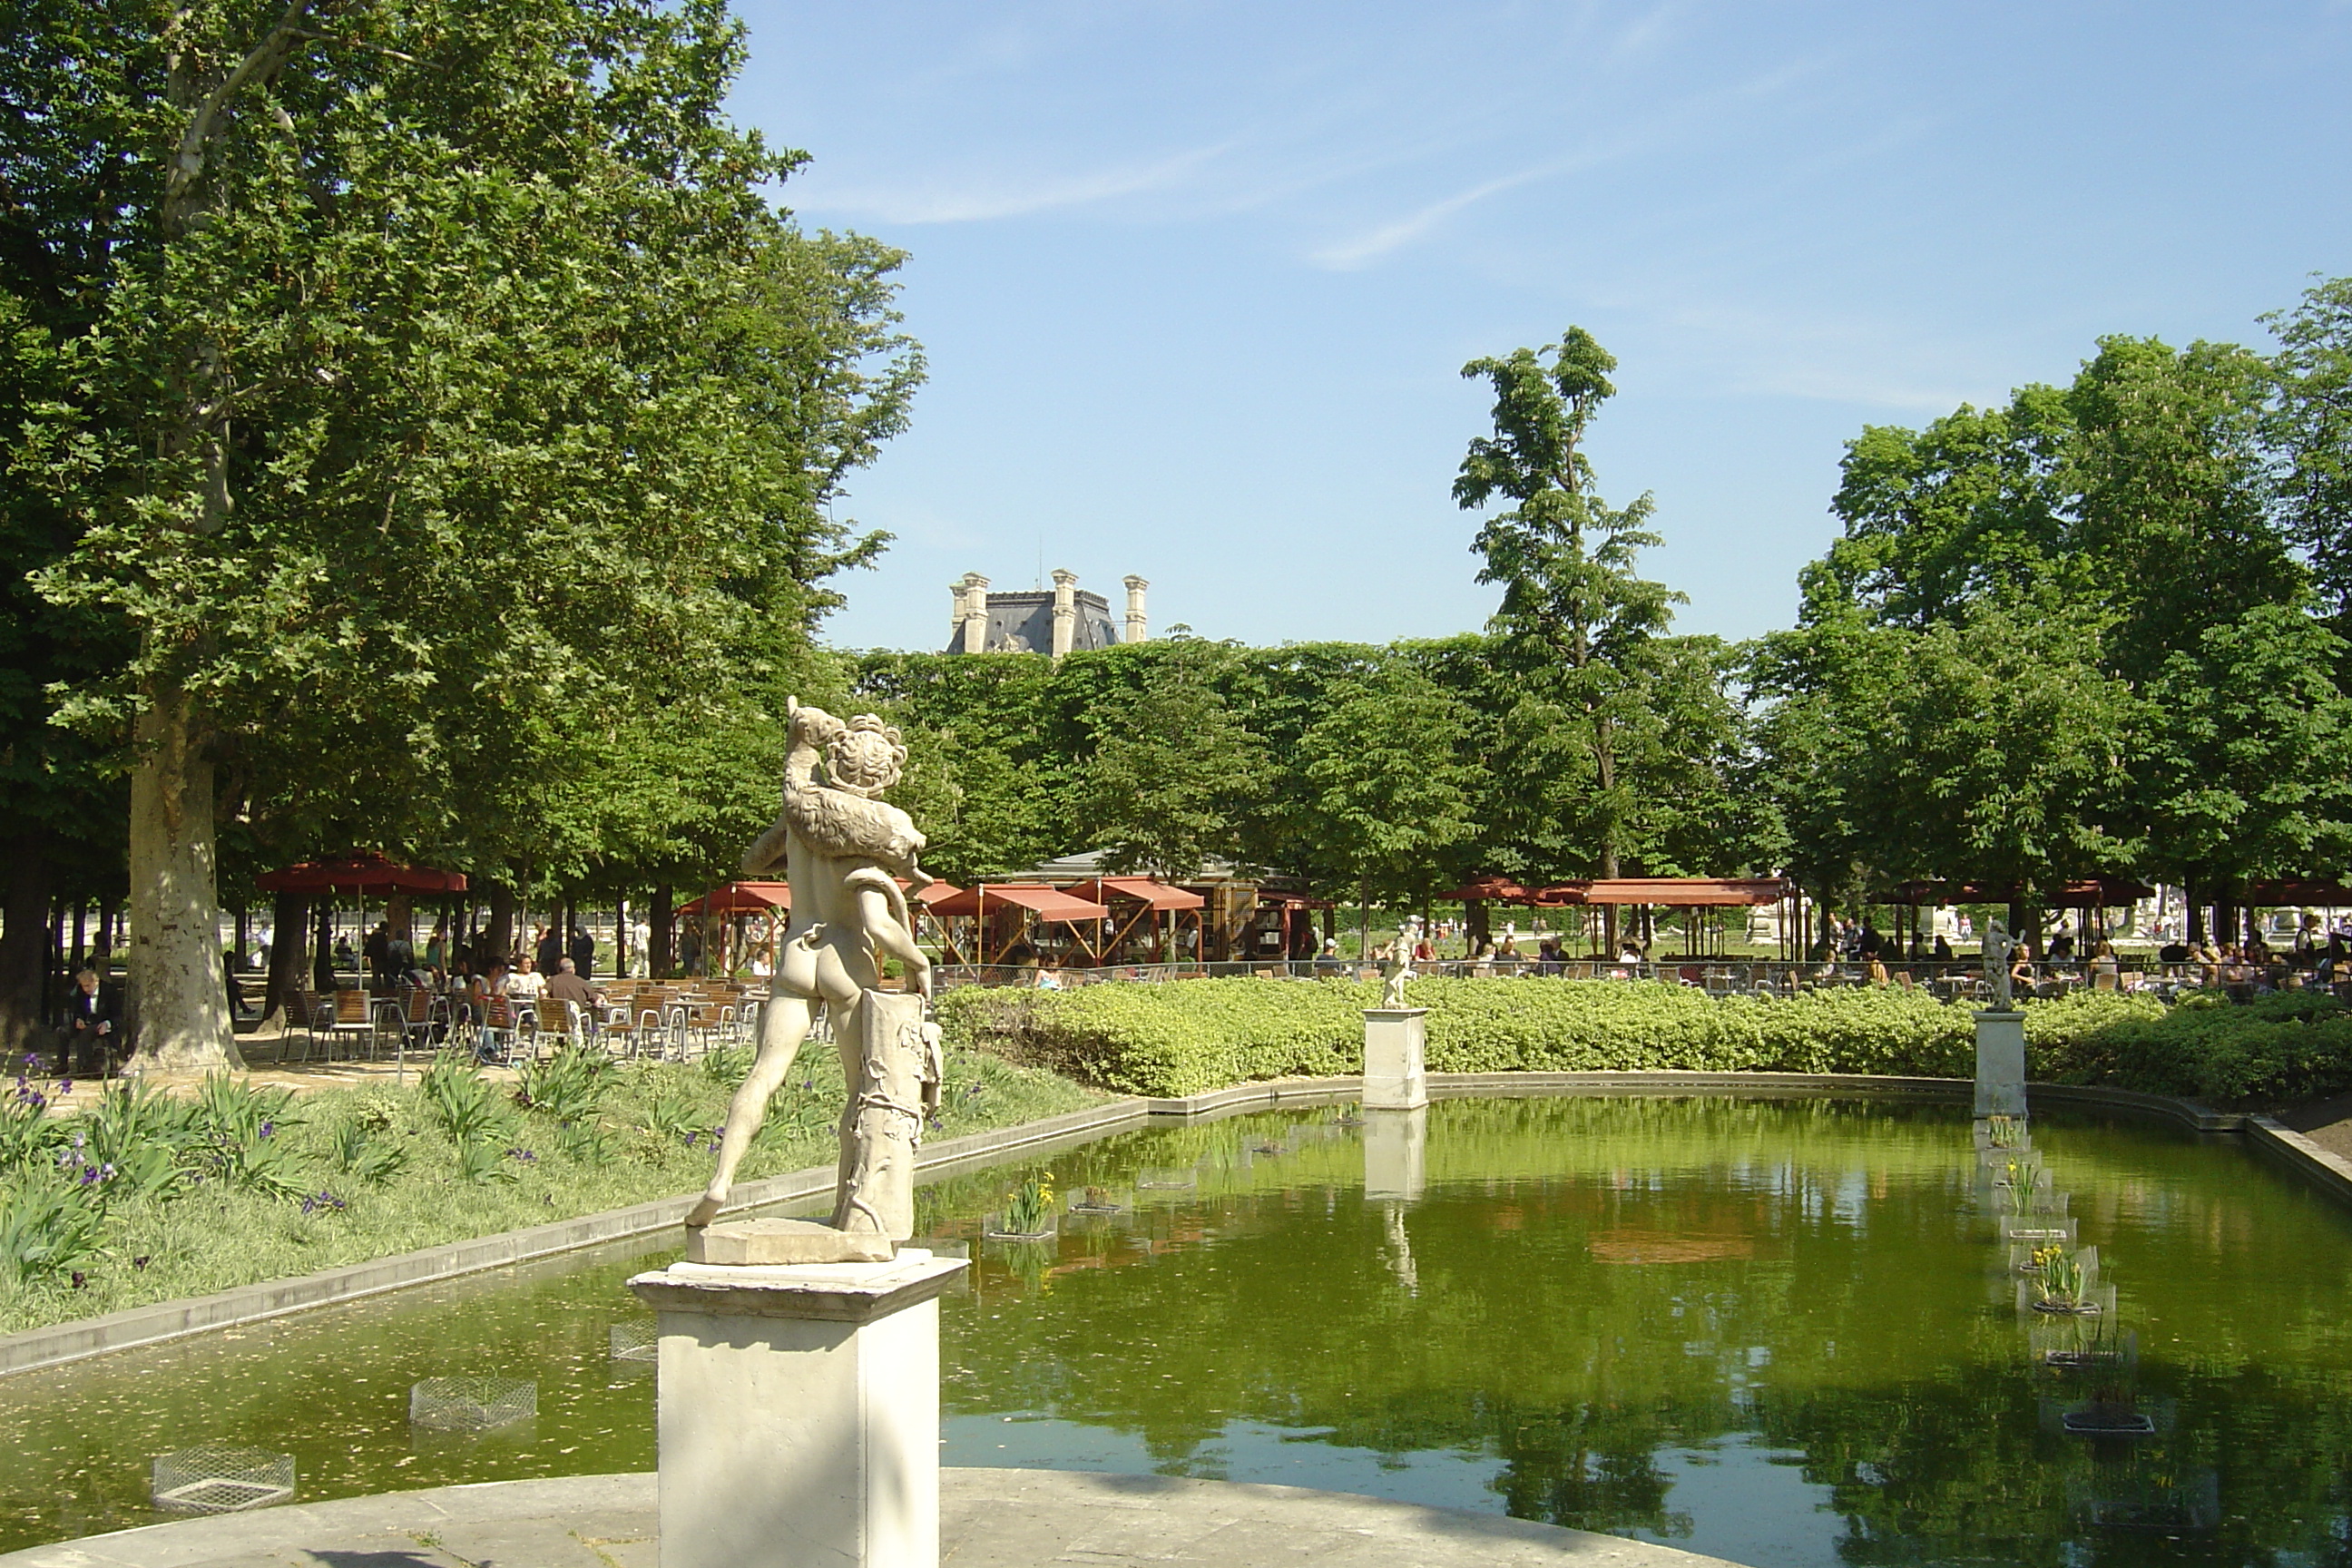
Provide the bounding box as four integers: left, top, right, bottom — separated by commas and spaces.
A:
628, 1250, 966, 1568
1362, 1008, 1430, 1111
1363, 1106, 1427, 1202
1974, 1009, 2027, 1119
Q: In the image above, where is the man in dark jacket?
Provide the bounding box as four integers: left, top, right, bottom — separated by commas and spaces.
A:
568, 923, 595, 978
59, 968, 115, 1076
535, 925, 564, 978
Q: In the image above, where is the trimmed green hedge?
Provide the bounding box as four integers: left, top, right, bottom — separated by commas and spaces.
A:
939, 976, 2352, 1106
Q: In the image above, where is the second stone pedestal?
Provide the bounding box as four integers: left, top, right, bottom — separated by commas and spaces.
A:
628, 1250, 966, 1568
1362, 1007, 1430, 1111
1974, 1009, 2027, 1118
1363, 1106, 1427, 1202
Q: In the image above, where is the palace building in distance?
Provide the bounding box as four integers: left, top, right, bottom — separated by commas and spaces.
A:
946, 571, 1147, 657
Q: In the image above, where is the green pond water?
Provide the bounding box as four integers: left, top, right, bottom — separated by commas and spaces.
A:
5, 1095, 2351, 1568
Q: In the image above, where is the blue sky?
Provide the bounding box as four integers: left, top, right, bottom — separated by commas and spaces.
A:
729, 2, 2352, 653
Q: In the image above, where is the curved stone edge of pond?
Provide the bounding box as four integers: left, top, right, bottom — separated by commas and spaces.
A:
1, 1069, 2337, 1381
0, 1467, 1755, 1568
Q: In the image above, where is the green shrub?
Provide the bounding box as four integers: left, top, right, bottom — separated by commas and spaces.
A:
330, 1122, 410, 1185
940, 975, 2332, 1104
515, 1045, 614, 1124
187, 1073, 306, 1200
86, 1080, 196, 1202
419, 1055, 511, 1146
0, 1174, 106, 1286
0, 1063, 71, 1171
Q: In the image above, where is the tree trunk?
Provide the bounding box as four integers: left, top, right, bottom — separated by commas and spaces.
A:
486, 881, 516, 965
1595, 714, 1620, 954
1358, 877, 1373, 965
0, 833, 51, 1054
312, 906, 336, 991
262, 890, 309, 1024
127, 692, 242, 1071
651, 881, 673, 977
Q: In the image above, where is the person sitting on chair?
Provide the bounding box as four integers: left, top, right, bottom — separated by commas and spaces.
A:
544, 957, 604, 1025
60, 968, 115, 1076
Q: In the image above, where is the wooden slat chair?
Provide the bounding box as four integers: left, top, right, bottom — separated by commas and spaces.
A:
474, 996, 521, 1065
527, 998, 591, 1060
391, 988, 439, 1056
308, 989, 377, 1061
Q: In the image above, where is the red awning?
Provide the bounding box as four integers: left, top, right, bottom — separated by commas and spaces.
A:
679, 881, 792, 916
2240, 878, 2352, 906
926, 883, 1112, 923
1560, 878, 1790, 907
256, 853, 468, 895
1069, 877, 1206, 911
680, 878, 964, 916
1895, 878, 2155, 908
1251, 890, 1336, 909
1433, 875, 1535, 903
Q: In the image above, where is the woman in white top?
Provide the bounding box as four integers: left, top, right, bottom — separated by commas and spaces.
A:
506, 956, 547, 1000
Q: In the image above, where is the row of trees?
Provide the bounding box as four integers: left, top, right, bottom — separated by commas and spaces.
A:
0, 0, 922, 1063
853, 287, 2352, 950
1757, 280, 2352, 941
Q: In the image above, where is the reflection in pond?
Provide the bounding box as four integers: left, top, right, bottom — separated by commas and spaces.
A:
3, 1096, 2349, 1568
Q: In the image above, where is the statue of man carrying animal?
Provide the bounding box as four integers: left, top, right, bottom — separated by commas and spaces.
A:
684, 701, 941, 1252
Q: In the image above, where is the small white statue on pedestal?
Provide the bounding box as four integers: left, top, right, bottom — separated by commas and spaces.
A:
1381, 920, 1417, 1009
1983, 917, 2020, 1010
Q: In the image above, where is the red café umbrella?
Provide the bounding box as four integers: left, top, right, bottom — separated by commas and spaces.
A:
256, 855, 469, 983
256, 853, 467, 895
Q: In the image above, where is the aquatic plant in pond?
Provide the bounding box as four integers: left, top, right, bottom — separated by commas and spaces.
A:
1975, 1113, 2026, 1151
989, 1172, 1056, 1240
2031, 1244, 2100, 1312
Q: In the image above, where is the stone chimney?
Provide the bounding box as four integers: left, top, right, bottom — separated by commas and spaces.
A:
1050, 569, 1078, 660
1123, 575, 1149, 643
959, 573, 990, 654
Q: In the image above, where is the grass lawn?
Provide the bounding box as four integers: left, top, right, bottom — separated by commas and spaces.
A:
0, 1042, 1103, 1336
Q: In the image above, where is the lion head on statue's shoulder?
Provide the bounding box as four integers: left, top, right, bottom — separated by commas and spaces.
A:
824, 714, 906, 799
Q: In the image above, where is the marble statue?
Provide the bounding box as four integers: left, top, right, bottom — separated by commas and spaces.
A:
685, 701, 940, 1247
1381, 922, 1417, 1009
1982, 917, 2019, 1011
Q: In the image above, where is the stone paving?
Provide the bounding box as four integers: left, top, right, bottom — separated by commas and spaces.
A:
0, 1469, 1747, 1568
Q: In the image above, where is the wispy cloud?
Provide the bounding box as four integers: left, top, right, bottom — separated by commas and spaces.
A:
1308, 164, 1562, 270
799, 141, 1236, 225
1650, 297, 2001, 413
1304, 54, 1839, 272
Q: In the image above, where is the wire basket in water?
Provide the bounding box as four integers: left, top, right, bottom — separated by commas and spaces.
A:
410, 1376, 537, 1431
609, 1320, 657, 1363
152, 1446, 296, 1513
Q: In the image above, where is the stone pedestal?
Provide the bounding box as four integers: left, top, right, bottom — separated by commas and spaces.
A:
1974, 1009, 2027, 1118
1363, 1106, 1427, 1202
1362, 1008, 1429, 1111
628, 1250, 966, 1568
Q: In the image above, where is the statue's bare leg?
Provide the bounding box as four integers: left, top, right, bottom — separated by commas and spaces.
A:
686, 994, 817, 1227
